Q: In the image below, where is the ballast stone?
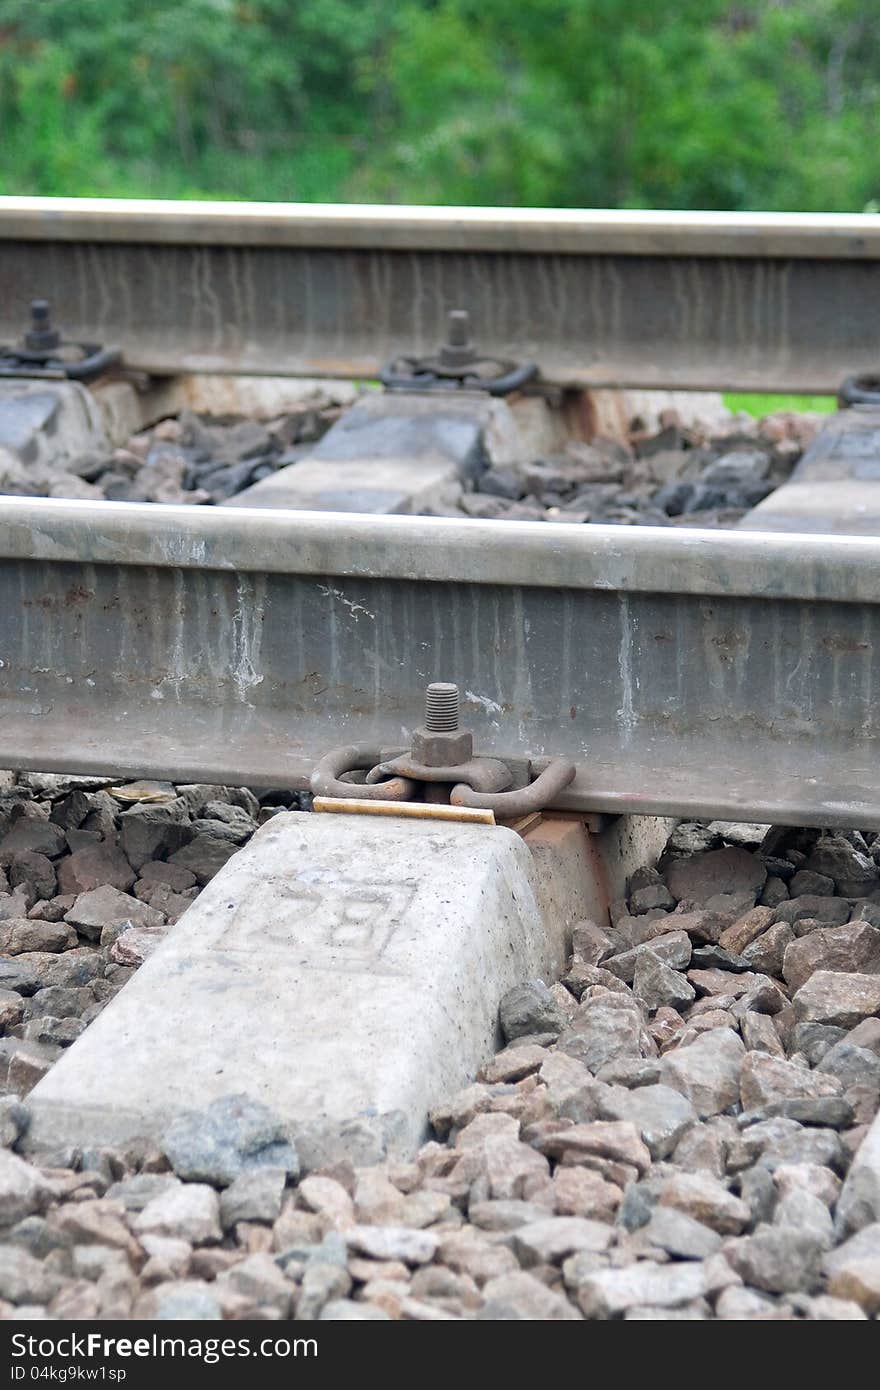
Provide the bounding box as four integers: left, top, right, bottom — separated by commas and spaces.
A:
793, 971, 880, 1028
0, 380, 109, 471
664, 847, 766, 904
836, 1109, 880, 1236
162, 1094, 299, 1187
499, 981, 568, 1041
26, 811, 580, 1162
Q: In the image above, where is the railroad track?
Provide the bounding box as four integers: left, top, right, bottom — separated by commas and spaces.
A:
0, 198, 878, 827
0, 199, 879, 1324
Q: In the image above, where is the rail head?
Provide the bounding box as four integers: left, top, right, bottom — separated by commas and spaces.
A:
3, 496, 880, 604
1, 197, 880, 259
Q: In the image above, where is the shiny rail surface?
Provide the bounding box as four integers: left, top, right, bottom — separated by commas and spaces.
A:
1, 496, 879, 828
1, 199, 879, 390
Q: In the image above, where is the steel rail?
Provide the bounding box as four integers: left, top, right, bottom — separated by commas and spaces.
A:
5, 495, 880, 599
1, 496, 879, 828
0, 199, 879, 390
3, 199, 880, 256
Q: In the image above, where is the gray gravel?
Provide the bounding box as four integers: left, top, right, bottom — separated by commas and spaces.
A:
0, 771, 301, 1099
7, 399, 824, 525
436, 406, 823, 528
0, 804, 878, 1320
0, 403, 342, 506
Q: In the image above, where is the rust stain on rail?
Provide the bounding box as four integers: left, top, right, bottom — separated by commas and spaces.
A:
25, 583, 96, 611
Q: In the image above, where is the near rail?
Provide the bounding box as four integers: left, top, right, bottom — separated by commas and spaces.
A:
1, 496, 878, 829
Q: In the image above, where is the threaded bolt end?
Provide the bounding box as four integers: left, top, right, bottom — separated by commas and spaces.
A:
447, 310, 470, 347
425, 681, 459, 731
24, 299, 60, 354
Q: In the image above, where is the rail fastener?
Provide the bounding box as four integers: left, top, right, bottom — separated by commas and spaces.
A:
312, 680, 576, 817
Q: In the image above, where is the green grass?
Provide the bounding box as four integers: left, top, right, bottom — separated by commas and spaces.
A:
723, 392, 837, 418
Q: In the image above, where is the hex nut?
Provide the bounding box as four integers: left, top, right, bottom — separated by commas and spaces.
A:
411, 728, 473, 768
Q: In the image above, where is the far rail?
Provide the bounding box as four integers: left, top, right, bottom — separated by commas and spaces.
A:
0, 199, 878, 390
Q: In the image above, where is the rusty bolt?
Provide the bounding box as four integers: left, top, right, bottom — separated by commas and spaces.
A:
412, 681, 472, 767
438, 311, 475, 370
23, 299, 60, 354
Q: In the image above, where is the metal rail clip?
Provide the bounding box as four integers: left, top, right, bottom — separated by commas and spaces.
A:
839, 374, 880, 407
0, 300, 122, 382
379, 309, 537, 397
310, 681, 575, 818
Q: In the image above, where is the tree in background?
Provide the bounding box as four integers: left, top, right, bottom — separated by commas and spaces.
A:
0, 0, 878, 209
357, 0, 880, 209
0, 0, 393, 198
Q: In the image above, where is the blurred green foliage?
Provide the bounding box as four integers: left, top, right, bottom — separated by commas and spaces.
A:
723, 393, 837, 415
1, 0, 879, 208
